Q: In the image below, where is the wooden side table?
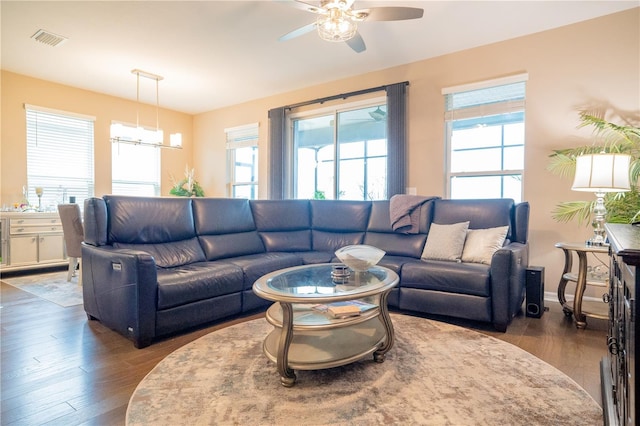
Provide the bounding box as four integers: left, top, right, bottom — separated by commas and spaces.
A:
555, 242, 609, 329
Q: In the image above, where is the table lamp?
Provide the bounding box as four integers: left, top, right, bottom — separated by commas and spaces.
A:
35, 187, 44, 211
571, 153, 631, 245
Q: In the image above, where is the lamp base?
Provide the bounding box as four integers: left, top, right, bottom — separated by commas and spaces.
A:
589, 192, 607, 246
586, 237, 608, 247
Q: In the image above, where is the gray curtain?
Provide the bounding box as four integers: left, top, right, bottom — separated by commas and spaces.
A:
386, 82, 407, 198
268, 107, 286, 199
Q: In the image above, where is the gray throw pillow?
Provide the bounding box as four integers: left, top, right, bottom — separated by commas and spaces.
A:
461, 226, 509, 264
421, 221, 470, 262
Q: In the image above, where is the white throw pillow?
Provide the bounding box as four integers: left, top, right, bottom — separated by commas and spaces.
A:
421, 221, 470, 262
461, 226, 509, 264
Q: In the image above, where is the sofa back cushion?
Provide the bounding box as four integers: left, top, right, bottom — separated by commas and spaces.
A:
251, 200, 312, 251
364, 200, 431, 258
104, 195, 196, 243
192, 198, 265, 260
432, 199, 515, 239
310, 200, 371, 252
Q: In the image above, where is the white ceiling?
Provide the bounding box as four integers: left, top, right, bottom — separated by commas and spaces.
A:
2, 1, 637, 115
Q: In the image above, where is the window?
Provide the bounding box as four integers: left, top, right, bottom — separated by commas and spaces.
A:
290, 100, 387, 200
26, 105, 95, 209
443, 75, 527, 202
111, 123, 161, 196
226, 123, 258, 199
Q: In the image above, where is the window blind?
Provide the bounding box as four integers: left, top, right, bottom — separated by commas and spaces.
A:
25, 105, 95, 208
444, 81, 526, 121
225, 123, 259, 149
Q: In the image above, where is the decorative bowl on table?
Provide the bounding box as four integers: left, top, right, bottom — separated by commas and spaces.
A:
335, 245, 385, 272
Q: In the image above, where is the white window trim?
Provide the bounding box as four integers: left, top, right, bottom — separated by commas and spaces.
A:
443, 77, 526, 200
286, 96, 386, 200
225, 122, 259, 198
24, 103, 96, 121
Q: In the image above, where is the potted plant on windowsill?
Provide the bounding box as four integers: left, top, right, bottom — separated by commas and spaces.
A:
170, 165, 205, 197
548, 111, 640, 225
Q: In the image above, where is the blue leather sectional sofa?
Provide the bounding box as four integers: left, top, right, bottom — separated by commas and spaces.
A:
82, 195, 529, 348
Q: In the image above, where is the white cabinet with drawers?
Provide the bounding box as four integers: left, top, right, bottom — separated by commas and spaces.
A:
0, 212, 67, 272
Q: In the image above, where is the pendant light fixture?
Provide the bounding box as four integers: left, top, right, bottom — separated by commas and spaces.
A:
110, 69, 182, 149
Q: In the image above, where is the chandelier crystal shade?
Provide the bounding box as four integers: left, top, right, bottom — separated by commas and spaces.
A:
316, 4, 357, 42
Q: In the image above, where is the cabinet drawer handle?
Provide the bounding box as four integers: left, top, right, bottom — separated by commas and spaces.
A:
603, 293, 610, 304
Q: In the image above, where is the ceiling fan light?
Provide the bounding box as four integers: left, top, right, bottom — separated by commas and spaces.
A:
317, 11, 357, 42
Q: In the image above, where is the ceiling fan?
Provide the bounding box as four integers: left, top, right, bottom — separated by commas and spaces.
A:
278, 0, 424, 53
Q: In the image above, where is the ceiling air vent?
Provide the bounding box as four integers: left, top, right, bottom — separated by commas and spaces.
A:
31, 29, 68, 47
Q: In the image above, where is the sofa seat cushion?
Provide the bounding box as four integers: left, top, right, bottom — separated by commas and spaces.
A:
225, 252, 303, 289
113, 238, 206, 268
401, 260, 491, 297
156, 262, 244, 310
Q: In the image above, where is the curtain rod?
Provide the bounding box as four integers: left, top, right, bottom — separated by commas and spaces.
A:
284, 81, 409, 111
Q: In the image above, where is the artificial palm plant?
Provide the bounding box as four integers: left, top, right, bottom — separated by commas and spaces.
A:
548, 111, 640, 225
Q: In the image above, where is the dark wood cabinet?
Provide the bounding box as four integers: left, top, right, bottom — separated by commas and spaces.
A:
602, 223, 640, 425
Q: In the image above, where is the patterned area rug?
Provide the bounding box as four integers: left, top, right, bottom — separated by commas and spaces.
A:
127, 314, 602, 425
2, 271, 82, 307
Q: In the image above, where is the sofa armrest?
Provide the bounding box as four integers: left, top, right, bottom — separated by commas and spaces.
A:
489, 242, 529, 331
82, 243, 158, 348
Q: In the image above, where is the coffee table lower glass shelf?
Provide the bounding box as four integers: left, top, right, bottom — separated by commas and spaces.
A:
263, 302, 386, 369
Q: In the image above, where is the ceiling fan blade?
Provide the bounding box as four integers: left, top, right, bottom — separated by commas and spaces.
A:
345, 32, 366, 53
352, 7, 424, 22
279, 22, 317, 41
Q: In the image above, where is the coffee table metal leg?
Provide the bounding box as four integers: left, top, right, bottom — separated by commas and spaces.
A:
278, 302, 297, 387
373, 291, 394, 363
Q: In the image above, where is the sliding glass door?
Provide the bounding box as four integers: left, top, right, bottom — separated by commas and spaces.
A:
292, 103, 387, 200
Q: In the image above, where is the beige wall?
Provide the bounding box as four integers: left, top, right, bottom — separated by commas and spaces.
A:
1, 71, 194, 203
2, 8, 638, 297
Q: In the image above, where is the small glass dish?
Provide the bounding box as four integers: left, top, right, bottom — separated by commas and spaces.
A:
335, 245, 385, 272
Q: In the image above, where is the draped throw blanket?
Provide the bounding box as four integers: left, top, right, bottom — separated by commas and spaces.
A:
390, 195, 436, 234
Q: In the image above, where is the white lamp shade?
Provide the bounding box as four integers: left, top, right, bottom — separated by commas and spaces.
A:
572, 153, 631, 192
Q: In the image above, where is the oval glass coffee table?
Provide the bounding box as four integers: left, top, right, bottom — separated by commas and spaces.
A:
253, 263, 399, 387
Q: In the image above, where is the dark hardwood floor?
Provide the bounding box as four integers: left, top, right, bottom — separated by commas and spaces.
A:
1, 279, 608, 425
